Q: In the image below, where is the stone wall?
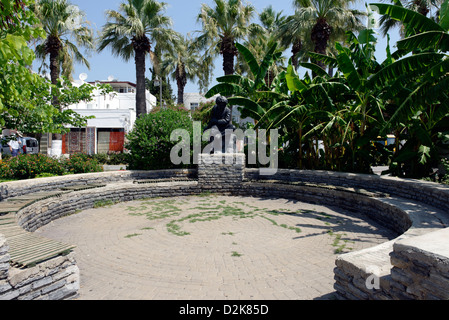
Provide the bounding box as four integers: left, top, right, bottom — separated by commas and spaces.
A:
333, 228, 449, 300
198, 153, 245, 190
0, 250, 79, 300
16, 181, 200, 232
246, 168, 449, 213
389, 228, 449, 300
1, 156, 449, 299
0, 235, 9, 282
0, 169, 196, 201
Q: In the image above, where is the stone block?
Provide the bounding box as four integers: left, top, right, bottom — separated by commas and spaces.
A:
0, 279, 12, 294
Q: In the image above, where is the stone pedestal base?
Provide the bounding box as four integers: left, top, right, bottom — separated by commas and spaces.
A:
198, 153, 245, 187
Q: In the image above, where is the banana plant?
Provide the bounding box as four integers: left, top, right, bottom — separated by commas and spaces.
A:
205, 41, 288, 128
292, 29, 392, 173
371, 0, 449, 177
372, 1, 449, 124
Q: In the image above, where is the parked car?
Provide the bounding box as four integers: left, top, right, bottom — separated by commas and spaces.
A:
1, 137, 39, 156
21, 137, 39, 154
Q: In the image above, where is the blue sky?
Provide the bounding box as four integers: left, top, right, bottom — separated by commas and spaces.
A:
59, 0, 400, 94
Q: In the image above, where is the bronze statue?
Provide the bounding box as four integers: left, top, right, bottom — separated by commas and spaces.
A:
204, 96, 235, 153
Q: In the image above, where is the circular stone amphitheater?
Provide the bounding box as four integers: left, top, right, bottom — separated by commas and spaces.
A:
1, 153, 449, 300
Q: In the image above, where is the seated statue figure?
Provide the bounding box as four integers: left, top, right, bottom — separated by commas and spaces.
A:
204, 95, 236, 153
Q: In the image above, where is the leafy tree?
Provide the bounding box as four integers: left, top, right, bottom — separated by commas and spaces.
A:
98, 0, 176, 117
4, 78, 105, 135
197, 0, 255, 76
0, 0, 43, 127
0, 0, 106, 160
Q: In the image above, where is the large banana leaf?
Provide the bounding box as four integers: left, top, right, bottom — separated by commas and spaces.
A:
301, 83, 334, 110
215, 75, 243, 84
227, 96, 266, 120
252, 90, 288, 102
381, 79, 433, 134
335, 42, 362, 91
412, 60, 449, 105
371, 3, 444, 33
439, 0, 449, 31
299, 62, 330, 78
255, 101, 292, 130
235, 42, 259, 79
253, 42, 278, 90
308, 52, 338, 68
367, 52, 446, 88
397, 31, 449, 53
205, 83, 242, 98
286, 64, 307, 93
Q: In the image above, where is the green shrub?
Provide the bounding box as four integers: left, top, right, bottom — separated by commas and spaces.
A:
0, 159, 13, 180
0, 153, 106, 181
64, 153, 103, 174
2, 154, 65, 180
92, 153, 108, 165
91, 152, 129, 165
106, 152, 129, 165
126, 108, 193, 170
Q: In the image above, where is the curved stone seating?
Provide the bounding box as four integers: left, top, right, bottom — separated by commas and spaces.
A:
1, 155, 449, 300
0, 169, 196, 202
244, 168, 449, 299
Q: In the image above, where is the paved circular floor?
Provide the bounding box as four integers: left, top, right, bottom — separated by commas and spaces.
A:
36, 195, 396, 300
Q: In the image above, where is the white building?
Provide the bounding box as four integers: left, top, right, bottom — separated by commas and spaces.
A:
57, 78, 157, 155
183, 92, 217, 112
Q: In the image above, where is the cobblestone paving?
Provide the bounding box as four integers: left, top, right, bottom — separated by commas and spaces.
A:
36, 195, 396, 300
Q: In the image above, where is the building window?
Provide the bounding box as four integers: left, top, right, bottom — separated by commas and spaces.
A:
190, 103, 199, 111
97, 128, 125, 154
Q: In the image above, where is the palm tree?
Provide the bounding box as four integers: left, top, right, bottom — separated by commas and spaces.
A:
31, 0, 93, 148
32, 0, 94, 101
277, 8, 314, 70
238, 6, 288, 81
197, 0, 255, 76
292, 0, 364, 69
98, 0, 175, 117
161, 35, 201, 105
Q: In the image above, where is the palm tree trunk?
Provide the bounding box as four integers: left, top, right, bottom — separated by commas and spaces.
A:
47, 35, 61, 109
311, 18, 332, 70
135, 47, 147, 117
49, 50, 60, 88
414, 0, 429, 16
221, 37, 237, 75
291, 40, 302, 70
47, 35, 62, 142
177, 75, 187, 105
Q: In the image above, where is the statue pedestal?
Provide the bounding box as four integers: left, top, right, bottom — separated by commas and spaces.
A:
198, 153, 245, 188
